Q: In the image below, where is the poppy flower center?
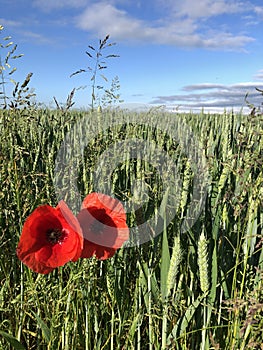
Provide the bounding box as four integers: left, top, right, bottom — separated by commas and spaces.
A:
46, 228, 63, 244
91, 220, 105, 235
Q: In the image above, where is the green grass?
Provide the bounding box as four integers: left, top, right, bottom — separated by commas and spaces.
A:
0, 107, 262, 349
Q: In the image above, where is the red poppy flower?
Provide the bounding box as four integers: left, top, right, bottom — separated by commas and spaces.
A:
77, 193, 129, 260
16, 201, 83, 274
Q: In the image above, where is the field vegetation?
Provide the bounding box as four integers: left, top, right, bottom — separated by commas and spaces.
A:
0, 27, 263, 349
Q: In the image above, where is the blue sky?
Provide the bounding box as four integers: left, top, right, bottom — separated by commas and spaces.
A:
1, 0, 263, 112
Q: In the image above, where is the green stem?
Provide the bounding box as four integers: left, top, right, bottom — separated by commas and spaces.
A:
148, 265, 153, 350
161, 298, 168, 350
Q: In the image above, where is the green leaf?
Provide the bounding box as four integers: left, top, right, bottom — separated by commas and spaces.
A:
161, 227, 170, 300
167, 294, 205, 344
208, 206, 220, 304
0, 330, 26, 350
139, 260, 160, 307
32, 312, 51, 343
159, 187, 171, 300
127, 312, 142, 340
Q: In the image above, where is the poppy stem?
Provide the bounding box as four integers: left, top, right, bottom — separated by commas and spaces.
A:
17, 262, 24, 342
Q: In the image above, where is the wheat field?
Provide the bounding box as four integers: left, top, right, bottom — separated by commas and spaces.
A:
0, 107, 262, 349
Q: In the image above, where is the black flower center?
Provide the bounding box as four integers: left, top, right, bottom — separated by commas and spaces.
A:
46, 228, 63, 244
90, 220, 105, 235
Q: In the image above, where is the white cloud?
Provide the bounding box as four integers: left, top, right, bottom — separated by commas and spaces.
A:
201, 33, 254, 51
28, 0, 260, 50
254, 69, 263, 80
0, 18, 52, 45
0, 18, 22, 28
32, 0, 89, 12
20, 30, 54, 44
171, 0, 244, 19
75, 1, 254, 49
76, 3, 146, 39
32, 0, 133, 12
151, 81, 263, 112
254, 6, 263, 17
183, 83, 226, 91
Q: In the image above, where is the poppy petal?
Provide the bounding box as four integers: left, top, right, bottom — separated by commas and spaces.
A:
77, 192, 129, 260
16, 201, 84, 274
77, 209, 118, 247
80, 193, 129, 248
80, 239, 116, 260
